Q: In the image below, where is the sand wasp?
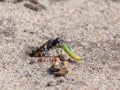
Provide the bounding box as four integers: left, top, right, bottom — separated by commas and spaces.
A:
29, 37, 81, 62
29, 37, 63, 57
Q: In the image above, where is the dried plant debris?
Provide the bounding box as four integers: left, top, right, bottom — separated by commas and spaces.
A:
24, 0, 46, 11
49, 60, 69, 77
29, 0, 39, 4
0, 0, 46, 11
0, 0, 24, 3
0, 0, 4, 2
38, 56, 47, 62
24, 3, 46, 11
54, 67, 69, 77
28, 54, 69, 77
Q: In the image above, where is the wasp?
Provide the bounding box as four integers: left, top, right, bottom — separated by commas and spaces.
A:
29, 37, 63, 57
30, 37, 81, 62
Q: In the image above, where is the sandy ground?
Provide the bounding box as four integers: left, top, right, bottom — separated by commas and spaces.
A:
0, 0, 120, 90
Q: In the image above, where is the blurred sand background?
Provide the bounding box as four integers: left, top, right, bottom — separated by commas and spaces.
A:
0, 0, 120, 90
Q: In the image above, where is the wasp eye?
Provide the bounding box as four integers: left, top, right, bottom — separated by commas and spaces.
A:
56, 37, 63, 43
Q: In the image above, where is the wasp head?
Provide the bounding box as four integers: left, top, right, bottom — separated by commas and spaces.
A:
53, 37, 63, 46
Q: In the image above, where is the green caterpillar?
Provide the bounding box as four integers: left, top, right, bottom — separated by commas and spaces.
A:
57, 43, 81, 62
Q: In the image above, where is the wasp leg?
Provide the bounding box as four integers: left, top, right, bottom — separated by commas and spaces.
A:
55, 48, 61, 55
